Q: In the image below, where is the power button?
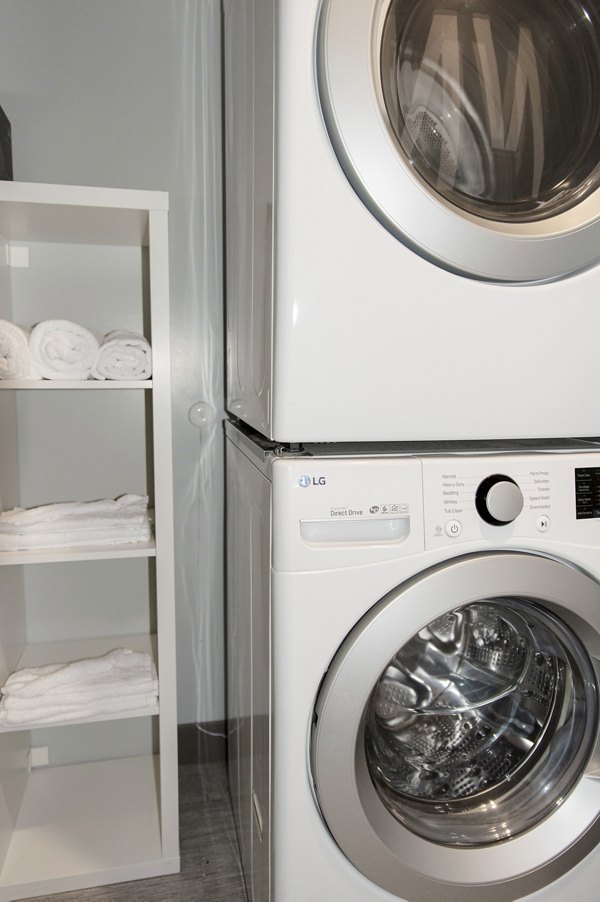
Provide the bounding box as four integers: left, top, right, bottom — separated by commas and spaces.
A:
445, 519, 463, 538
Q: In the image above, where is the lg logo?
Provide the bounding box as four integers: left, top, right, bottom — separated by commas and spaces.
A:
298, 475, 326, 487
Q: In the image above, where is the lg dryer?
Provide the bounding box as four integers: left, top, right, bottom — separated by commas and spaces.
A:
226, 422, 600, 901
223, 0, 600, 442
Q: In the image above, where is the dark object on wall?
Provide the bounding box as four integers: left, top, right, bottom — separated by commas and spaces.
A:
0, 107, 13, 180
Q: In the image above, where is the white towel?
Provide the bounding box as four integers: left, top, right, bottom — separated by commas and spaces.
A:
0, 524, 152, 551
0, 494, 149, 530
0, 494, 152, 551
92, 330, 152, 381
29, 319, 100, 380
3, 648, 156, 697
0, 320, 40, 380
0, 693, 158, 725
0, 648, 159, 725
1, 678, 158, 705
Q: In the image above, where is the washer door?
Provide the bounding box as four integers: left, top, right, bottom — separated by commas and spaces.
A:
311, 553, 600, 901
317, 0, 600, 282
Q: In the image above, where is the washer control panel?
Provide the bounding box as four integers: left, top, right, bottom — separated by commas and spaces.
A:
272, 449, 600, 571
422, 451, 600, 549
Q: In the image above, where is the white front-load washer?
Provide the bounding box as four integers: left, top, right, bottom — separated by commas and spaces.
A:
223, 0, 600, 442
226, 421, 600, 901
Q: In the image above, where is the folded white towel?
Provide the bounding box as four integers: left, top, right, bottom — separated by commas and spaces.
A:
29, 319, 100, 380
3, 648, 157, 698
2, 674, 158, 711
0, 524, 152, 551
92, 330, 152, 381
0, 320, 40, 380
0, 648, 159, 725
1, 678, 158, 706
0, 693, 158, 726
0, 495, 152, 551
0, 494, 148, 530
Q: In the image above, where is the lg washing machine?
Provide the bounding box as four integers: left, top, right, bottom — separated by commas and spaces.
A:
226, 421, 600, 900
223, 0, 600, 442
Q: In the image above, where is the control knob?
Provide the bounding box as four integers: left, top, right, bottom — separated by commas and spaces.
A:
475, 474, 524, 526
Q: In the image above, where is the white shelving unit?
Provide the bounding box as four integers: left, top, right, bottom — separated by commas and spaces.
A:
0, 181, 179, 899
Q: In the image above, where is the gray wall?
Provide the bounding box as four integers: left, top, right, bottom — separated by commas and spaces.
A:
0, 0, 224, 726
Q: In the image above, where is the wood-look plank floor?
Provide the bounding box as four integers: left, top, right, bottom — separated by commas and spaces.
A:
25, 761, 248, 902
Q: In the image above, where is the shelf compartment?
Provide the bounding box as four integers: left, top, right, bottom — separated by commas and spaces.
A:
0, 181, 168, 247
0, 634, 159, 733
0, 754, 179, 901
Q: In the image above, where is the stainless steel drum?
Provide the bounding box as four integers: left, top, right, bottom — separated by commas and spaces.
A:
365, 598, 596, 846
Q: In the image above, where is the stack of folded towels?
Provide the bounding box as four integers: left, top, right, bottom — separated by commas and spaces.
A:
0, 648, 159, 726
0, 318, 152, 381
0, 494, 152, 552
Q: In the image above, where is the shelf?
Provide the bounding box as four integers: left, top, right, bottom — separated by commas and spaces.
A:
0, 634, 159, 733
0, 380, 152, 389
0, 755, 179, 901
0, 539, 156, 566
0, 179, 178, 895
0, 180, 168, 247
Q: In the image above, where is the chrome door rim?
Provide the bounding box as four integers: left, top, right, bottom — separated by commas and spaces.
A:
317, 0, 600, 282
311, 552, 600, 898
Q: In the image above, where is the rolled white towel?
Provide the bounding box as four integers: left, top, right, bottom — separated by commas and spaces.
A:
29, 319, 100, 380
92, 330, 152, 381
0, 320, 40, 380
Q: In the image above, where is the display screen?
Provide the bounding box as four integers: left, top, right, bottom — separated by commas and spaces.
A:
575, 467, 600, 519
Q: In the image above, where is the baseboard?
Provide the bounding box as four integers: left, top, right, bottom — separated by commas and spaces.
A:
178, 720, 227, 765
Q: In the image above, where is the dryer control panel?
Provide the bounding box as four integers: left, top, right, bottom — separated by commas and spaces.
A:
422, 451, 600, 549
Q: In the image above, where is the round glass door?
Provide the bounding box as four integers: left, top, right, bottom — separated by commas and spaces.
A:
317, 0, 600, 281
311, 552, 600, 899
380, 0, 600, 223
366, 597, 596, 846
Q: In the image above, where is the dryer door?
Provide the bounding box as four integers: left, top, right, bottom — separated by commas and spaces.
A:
311, 552, 600, 901
317, 0, 600, 282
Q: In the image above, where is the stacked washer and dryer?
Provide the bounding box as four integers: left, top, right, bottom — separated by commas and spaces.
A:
223, 2, 600, 900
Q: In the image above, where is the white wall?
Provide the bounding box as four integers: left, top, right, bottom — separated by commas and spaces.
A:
0, 0, 225, 725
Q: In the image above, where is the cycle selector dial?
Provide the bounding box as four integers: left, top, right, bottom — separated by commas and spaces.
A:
475, 474, 524, 526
